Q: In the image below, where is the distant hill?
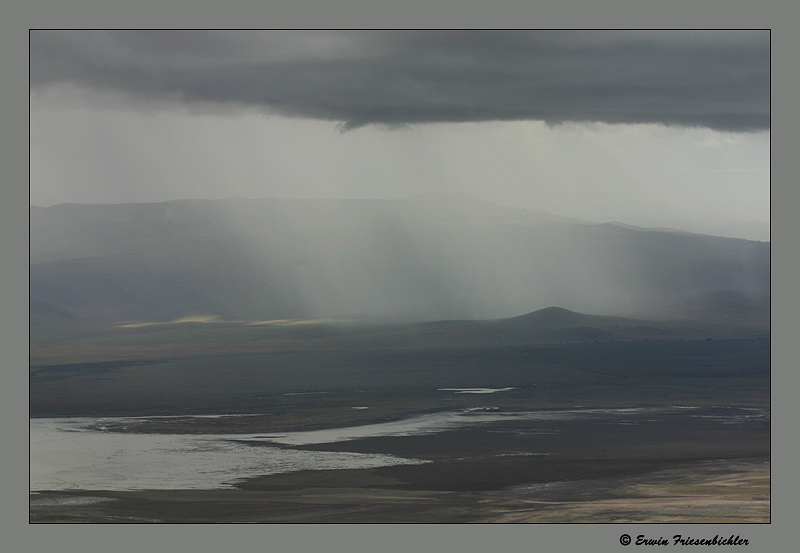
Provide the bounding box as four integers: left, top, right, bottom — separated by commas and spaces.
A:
369, 304, 769, 349
30, 195, 770, 330
504, 306, 615, 327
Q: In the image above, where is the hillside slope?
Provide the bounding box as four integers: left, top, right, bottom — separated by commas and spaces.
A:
30, 195, 770, 329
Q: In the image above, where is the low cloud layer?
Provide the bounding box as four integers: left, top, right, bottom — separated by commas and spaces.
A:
30, 30, 769, 132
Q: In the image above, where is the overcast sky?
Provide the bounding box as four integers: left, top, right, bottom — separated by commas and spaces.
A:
30, 30, 770, 240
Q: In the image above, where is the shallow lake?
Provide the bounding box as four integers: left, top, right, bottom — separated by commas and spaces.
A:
30, 405, 768, 492
30, 417, 425, 491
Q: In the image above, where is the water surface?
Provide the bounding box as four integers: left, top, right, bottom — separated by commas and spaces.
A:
30, 418, 424, 491
31, 405, 767, 492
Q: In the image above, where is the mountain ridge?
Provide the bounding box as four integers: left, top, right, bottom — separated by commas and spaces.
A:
30, 195, 770, 329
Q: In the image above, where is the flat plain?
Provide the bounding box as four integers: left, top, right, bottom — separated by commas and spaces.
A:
30, 316, 770, 523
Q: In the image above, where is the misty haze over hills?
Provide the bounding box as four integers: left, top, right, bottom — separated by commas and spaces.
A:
30, 194, 769, 328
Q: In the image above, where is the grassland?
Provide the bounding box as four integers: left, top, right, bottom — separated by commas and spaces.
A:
30, 316, 769, 419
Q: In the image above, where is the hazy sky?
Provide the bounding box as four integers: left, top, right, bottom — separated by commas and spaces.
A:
30, 30, 770, 239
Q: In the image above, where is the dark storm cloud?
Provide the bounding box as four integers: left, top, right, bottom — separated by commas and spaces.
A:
30, 30, 769, 131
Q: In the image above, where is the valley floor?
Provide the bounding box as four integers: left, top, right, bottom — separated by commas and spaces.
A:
30, 456, 769, 524
30, 335, 770, 524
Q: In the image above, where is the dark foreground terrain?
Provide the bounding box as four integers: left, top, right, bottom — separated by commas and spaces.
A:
30, 459, 770, 523
30, 411, 769, 523
30, 316, 770, 523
